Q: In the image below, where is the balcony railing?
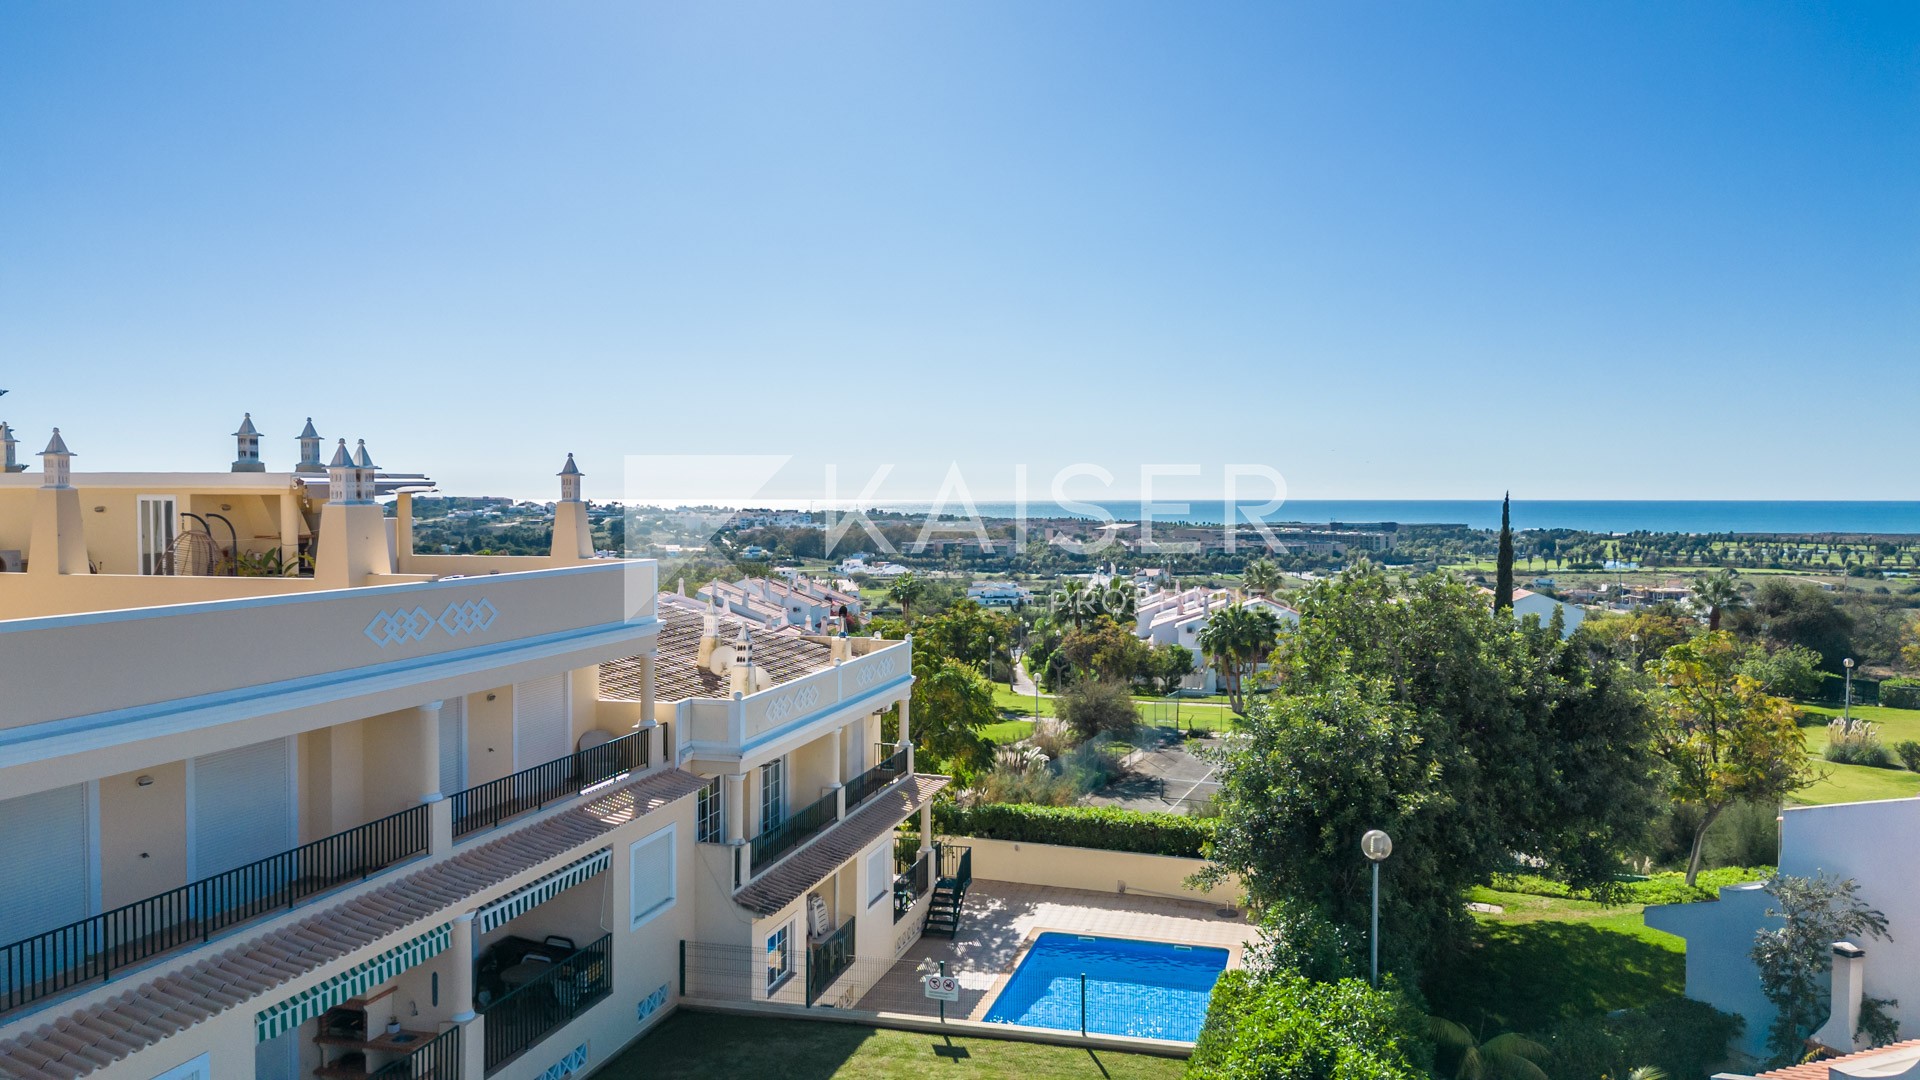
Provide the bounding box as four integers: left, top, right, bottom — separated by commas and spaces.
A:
371, 1024, 461, 1080
843, 745, 908, 813
0, 803, 430, 1015
749, 789, 837, 876
481, 934, 611, 1074
806, 916, 857, 1006
892, 851, 931, 924
451, 730, 648, 840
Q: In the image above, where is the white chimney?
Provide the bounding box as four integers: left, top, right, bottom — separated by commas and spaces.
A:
1812, 941, 1868, 1054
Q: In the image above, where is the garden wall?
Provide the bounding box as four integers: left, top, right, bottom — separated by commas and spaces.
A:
944, 835, 1244, 907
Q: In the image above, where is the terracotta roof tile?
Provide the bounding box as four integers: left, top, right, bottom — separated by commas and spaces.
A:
0, 767, 708, 1080
1758, 1040, 1920, 1080
734, 774, 948, 916
602, 599, 831, 702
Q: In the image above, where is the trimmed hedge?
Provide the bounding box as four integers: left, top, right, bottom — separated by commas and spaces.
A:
933, 802, 1215, 859
1882, 678, 1920, 710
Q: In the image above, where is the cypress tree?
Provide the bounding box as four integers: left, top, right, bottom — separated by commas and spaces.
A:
1494, 492, 1514, 613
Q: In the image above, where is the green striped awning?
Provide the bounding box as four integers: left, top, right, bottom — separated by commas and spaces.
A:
475, 848, 611, 935
255, 924, 451, 1042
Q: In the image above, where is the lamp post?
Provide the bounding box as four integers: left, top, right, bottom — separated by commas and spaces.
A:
1844, 658, 1856, 721
1361, 829, 1392, 987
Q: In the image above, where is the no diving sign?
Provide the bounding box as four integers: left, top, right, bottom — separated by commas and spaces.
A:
922, 974, 960, 1002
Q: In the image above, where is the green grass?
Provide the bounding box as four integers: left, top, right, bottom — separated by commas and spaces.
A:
980, 718, 1035, 744
1425, 888, 1685, 1035
606, 1011, 1185, 1080
1788, 701, 1920, 805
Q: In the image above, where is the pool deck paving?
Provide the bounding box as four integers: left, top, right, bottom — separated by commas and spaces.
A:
856, 879, 1254, 1023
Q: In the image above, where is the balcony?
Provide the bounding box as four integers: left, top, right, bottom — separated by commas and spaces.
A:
481, 934, 611, 1074
674, 640, 911, 757
805, 916, 856, 1006
749, 790, 838, 876
892, 842, 932, 924
0, 560, 655, 741
451, 729, 649, 840
369, 1025, 461, 1080
843, 745, 908, 813
0, 804, 429, 1017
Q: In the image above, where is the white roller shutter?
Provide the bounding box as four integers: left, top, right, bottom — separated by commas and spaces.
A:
438, 696, 468, 795
514, 674, 571, 768
192, 738, 294, 879
0, 784, 93, 945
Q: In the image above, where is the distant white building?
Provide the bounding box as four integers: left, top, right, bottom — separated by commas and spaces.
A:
1485, 587, 1587, 638
1133, 587, 1298, 693
967, 581, 1032, 608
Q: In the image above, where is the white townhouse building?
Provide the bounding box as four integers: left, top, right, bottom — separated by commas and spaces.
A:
0, 415, 948, 1080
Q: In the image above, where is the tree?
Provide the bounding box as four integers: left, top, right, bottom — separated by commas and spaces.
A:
1494, 493, 1515, 614
1428, 1019, 1548, 1080
902, 647, 996, 777
1691, 568, 1746, 632
1750, 874, 1891, 1065
887, 571, 926, 625
1187, 969, 1430, 1080
1244, 557, 1282, 598
1196, 603, 1283, 714
1652, 632, 1813, 885
1056, 616, 1151, 684
1207, 566, 1664, 971
1056, 679, 1139, 740
1726, 581, 1855, 674
1148, 642, 1197, 695
1736, 643, 1825, 701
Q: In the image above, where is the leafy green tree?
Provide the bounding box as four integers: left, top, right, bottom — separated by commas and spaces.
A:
1056, 679, 1139, 740
1727, 581, 1855, 674
1207, 566, 1663, 971
913, 599, 1017, 672
1196, 603, 1283, 714
1691, 568, 1747, 632
902, 647, 996, 777
1494, 493, 1515, 613
1652, 632, 1813, 885
1148, 642, 1197, 695
887, 571, 926, 625
1751, 874, 1891, 1065
1186, 969, 1430, 1080
1056, 615, 1151, 684
1244, 557, 1282, 597
1736, 643, 1825, 701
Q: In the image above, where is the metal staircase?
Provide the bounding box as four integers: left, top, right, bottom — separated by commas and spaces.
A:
922, 843, 972, 939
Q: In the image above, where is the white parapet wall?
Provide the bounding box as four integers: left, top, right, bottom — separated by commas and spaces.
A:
944, 836, 1243, 907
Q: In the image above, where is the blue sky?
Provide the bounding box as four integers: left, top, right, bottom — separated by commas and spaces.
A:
1, 2, 1915, 503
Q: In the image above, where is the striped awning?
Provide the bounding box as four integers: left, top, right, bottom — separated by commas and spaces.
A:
255, 923, 450, 1042
475, 848, 611, 935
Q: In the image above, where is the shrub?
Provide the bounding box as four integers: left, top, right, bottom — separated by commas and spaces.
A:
1883, 678, 1920, 710
1538, 997, 1744, 1080
1825, 717, 1892, 767
1056, 679, 1140, 740
1188, 969, 1430, 1080
932, 802, 1215, 858
1897, 740, 1920, 773
1489, 865, 1773, 906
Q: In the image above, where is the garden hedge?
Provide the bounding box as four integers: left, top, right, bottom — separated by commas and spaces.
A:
932, 802, 1215, 859
1882, 678, 1920, 710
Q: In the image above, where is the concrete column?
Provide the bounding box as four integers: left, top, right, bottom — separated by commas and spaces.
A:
449, 912, 477, 1022
897, 697, 911, 748
724, 773, 746, 843
394, 492, 415, 571
919, 799, 933, 854
829, 723, 847, 820
415, 701, 444, 805
639, 719, 661, 769
428, 797, 453, 856
639, 655, 658, 752
458, 1014, 486, 1080
278, 492, 302, 571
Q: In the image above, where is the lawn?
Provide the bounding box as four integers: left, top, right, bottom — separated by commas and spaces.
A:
1424, 888, 1685, 1035
605, 1011, 1186, 1080
1788, 702, 1920, 805
981, 718, 1035, 744
990, 687, 1235, 734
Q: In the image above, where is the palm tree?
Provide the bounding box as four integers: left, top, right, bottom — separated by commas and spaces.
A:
1429, 1018, 1549, 1080
1691, 568, 1745, 631
1194, 604, 1282, 714
1242, 557, 1281, 597
888, 571, 926, 626
1102, 583, 1137, 622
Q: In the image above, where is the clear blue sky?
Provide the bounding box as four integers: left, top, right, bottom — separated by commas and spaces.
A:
2, 2, 1915, 503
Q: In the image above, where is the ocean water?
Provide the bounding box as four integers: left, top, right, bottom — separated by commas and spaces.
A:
981, 933, 1229, 1043
878, 500, 1920, 534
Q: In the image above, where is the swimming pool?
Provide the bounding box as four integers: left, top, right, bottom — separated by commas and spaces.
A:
980, 933, 1230, 1043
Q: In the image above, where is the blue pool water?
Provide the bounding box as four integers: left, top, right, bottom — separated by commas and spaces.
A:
981, 933, 1230, 1043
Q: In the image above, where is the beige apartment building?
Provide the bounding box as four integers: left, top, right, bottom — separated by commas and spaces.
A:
0, 418, 940, 1080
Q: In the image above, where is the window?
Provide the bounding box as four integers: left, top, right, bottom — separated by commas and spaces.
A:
137, 496, 177, 576
765, 923, 792, 993
865, 844, 890, 907
629, 825, 676, 930
695, 779, 722, 844
759, 759, 785, 832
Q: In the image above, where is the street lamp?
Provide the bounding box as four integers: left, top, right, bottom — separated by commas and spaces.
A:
1844, 658, 1856, 721
1361, 829, 1392, 987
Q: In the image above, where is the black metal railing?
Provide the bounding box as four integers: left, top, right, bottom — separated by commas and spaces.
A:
936, 842, 973, 890
371, 1024, 462, 1080
892, 851, 931, 923
481, 934, 611, 1073
0, 803, 429, 1015
843, 745, 908, 812
451, 730, 648, 839
806, 916, 857, 1006
749, 789, 837, 876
